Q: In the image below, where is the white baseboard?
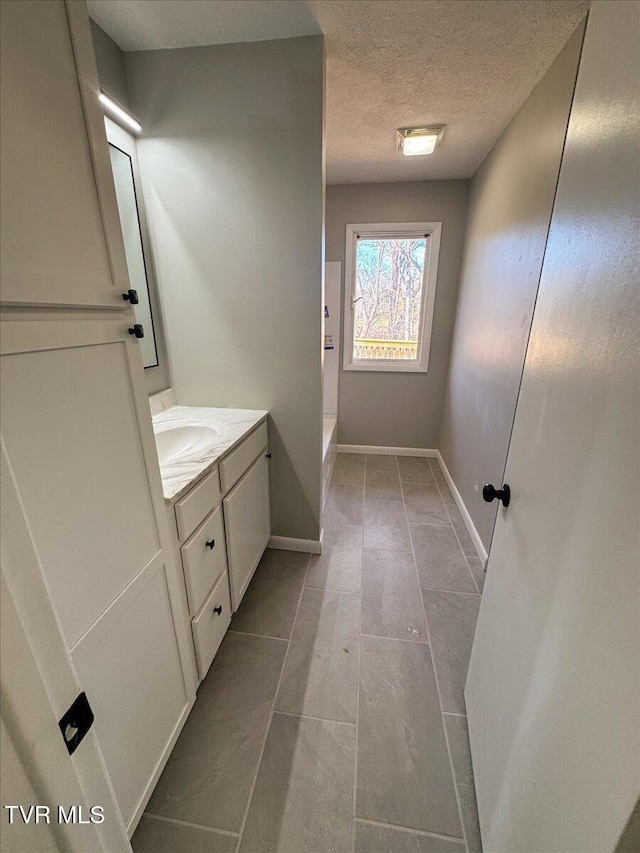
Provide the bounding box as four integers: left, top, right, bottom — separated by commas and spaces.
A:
269, 533, 323, 555
337, 444, 437, 458
436, 451, 488, 566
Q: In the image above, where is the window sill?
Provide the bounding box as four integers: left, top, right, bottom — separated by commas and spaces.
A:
344, 361, 429, 374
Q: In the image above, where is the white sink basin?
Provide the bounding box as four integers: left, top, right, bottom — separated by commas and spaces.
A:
154, 424, 221, 465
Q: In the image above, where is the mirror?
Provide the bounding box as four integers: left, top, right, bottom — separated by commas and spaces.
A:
108, 141, 159, 368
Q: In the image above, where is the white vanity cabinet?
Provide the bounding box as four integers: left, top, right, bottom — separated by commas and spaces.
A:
168, 419, 270, 681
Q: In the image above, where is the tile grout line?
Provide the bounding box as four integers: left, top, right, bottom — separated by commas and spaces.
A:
352, 461, 367, 852
430, 464, 482, 595
406, 518, 462, 528
274, 709, 356, 727
304, 585, 362, 596
420, 588, 481, 599
234, 553, 312, 853
227, 629, 289, 642
355, 816, 465, 844
143, 812, 240, 838
400, 466, 471, 853
360, 631, 429, 645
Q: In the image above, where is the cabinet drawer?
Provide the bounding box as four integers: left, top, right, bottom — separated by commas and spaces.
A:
181, 505, 227, 616
191, 571, 231, 680
219, 421, 268, 494
175, 466, 221, 541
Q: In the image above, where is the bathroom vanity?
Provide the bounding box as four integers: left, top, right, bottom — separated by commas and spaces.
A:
150, 391, 270, 683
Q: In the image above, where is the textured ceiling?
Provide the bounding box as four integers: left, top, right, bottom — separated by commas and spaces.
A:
88, 0, 590, 184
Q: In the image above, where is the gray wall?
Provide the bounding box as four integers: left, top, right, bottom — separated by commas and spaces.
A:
90, 21, 171, 397
90, 20, 130, 109
326, 181, 469, 448
438, 21, 586, 550
125, 36, 325, 541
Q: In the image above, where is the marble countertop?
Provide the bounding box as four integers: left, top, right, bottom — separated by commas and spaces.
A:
151, 396, 268, 503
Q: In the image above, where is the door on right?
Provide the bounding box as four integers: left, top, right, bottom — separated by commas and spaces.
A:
465, 2, 640, 852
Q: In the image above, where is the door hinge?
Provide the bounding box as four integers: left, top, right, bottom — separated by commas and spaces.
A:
59, 692, 94, 755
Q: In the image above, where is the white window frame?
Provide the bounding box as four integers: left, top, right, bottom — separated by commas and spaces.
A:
343, 222, 442, 373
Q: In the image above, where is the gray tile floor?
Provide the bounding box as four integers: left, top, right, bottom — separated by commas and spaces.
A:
133, 454, 484, 853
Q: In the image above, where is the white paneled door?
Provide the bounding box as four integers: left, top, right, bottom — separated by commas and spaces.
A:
465, 3, 640, 851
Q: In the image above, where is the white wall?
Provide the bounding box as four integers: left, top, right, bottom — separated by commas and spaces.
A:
125, 36, 325, 541
438, 21, 586, 550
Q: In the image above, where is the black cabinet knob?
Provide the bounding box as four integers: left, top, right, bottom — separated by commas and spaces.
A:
205, 539, 215, 549
266, 452, 272, 459
122, 289, 139, 304
213, 605, 222, 616
482, 483, 511, 507
128, 324, 144, 339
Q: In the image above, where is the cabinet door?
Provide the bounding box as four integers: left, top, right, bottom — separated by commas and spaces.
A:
0, 318, 195, 832
0, 1, 128, 308
224, 454, 271, 610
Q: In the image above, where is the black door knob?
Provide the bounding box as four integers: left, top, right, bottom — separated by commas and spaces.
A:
128, 323, 144, 339
483, 483, 511, 507
122, 289, 139, 304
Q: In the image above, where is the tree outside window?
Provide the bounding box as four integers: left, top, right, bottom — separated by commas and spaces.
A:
353, 237, 427, 361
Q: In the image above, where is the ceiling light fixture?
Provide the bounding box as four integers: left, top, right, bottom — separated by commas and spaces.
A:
397, 125, 445, 156
99, 92, 142, 134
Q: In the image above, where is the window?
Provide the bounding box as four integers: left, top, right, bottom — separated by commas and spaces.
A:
343, 222, 441, 372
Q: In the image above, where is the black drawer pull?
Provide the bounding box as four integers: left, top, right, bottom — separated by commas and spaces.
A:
206, 539, 215, 549
213, 605, 222, 616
